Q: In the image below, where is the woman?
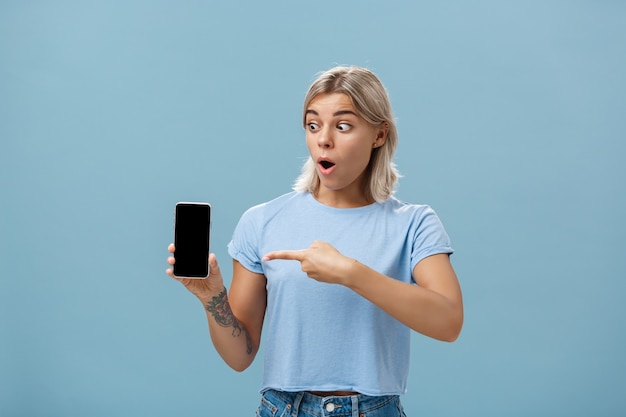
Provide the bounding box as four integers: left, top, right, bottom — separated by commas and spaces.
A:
167, 66, 463, 416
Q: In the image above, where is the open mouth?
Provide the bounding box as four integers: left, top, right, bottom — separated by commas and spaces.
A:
319, 160, 335, 169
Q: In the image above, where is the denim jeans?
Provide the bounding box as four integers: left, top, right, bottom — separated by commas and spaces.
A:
256, 390, 407, 417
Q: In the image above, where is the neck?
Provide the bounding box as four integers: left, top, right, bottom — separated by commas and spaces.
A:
314, 186, 373, 208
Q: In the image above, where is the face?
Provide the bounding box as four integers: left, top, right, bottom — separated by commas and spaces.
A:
305, 93, 387, 204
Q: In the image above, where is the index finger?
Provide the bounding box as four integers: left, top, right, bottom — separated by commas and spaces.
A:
262, 250, 306, 262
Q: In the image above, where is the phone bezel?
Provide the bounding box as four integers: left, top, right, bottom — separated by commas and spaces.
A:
173, 202, 211, 279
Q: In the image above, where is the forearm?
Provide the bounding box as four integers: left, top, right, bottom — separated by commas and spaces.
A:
202, 288, 257, 372
345, 261, 463, 342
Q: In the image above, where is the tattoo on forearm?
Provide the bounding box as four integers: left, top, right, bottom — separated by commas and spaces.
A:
205, 289, 253, 355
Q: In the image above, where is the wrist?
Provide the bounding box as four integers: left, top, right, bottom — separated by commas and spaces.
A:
340, 257, 362, 287
198, 284, 226, 306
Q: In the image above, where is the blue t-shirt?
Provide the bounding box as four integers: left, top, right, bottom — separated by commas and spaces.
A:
227, 191, 453, 396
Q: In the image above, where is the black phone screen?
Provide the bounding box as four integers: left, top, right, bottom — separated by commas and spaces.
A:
173, 203, 211, 278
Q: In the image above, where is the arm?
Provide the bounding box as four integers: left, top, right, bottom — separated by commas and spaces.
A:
263, 241, 463, 342
167, 245, 267, 371
347, 253, 463, 342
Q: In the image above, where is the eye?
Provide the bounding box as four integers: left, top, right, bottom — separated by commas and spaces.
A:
307, 122, 320, 131
337, 123, 352, 131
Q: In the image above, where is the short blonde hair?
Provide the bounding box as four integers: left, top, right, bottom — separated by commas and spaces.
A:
293, 66, 400, 203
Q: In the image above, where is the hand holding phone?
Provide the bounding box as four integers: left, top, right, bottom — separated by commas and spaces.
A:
173, 202, 211, 278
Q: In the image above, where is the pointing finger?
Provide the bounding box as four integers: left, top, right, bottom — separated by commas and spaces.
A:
262, 250, 305, 262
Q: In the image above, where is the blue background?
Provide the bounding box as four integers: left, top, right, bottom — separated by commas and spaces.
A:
2, 1, 625, 416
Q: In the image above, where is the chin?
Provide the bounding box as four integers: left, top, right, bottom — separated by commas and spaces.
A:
319, 182, 350, 193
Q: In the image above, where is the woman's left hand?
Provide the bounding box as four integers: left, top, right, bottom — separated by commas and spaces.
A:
262, 240, 354, 285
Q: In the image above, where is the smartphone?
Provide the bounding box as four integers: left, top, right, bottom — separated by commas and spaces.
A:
173, 202, 211, 278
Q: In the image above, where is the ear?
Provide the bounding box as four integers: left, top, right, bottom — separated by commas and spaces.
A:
373, 122, 389, 148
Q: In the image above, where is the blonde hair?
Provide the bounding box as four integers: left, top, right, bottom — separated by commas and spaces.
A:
293, 66, 400, 203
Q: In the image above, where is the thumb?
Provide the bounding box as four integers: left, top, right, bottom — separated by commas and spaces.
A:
208, 253, 221, 277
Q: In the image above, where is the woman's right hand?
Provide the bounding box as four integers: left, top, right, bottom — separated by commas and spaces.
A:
166, 243, 225, 305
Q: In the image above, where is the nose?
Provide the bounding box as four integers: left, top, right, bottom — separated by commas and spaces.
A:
318, 127, 333, 148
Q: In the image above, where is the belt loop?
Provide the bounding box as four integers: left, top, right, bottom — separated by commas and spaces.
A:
292, 392, 304, 416
351, 395, 359, 417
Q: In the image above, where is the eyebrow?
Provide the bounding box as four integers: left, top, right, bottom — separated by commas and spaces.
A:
305, 109, 358, 117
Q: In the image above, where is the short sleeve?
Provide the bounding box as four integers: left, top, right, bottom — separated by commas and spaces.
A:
410, 206, 454, 273
227, 207, 264, 274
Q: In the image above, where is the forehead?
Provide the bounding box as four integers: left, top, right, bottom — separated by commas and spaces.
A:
307, 93, 354, 112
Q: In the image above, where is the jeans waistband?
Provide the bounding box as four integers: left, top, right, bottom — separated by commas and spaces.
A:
264, 389, 399, 417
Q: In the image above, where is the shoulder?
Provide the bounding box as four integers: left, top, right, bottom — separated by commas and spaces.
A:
381, 196, 438, 219
380, 197, 450, 240
239, 191, 309, 222
244, 191, 306, 213
230, 192, 308, 248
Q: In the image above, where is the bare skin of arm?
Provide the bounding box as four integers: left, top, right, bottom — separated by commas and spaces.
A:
263, 240, 463, 342
167, 244, 267, 371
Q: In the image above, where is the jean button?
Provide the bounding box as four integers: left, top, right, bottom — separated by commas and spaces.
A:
326, 403, 335, 412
